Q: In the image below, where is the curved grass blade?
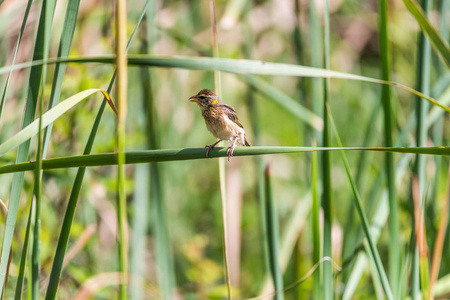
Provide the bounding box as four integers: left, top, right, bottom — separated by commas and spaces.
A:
402, 0, 450, 67
239, 75, 323, 130
328, 107, 393, 299
1, 55, 448, 113
1, 146, 449, 175
0, 89, 113, 158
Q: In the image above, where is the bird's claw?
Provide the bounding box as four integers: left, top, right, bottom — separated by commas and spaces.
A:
226, 145, 235, 161
205, 144, 214, 158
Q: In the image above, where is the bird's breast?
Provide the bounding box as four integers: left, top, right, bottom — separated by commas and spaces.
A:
202, 109, 245, 143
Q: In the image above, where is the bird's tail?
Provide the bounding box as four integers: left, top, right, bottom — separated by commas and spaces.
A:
244, 136, 251, 147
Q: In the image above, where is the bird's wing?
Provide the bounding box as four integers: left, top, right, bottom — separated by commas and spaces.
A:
221, 104, 244, 128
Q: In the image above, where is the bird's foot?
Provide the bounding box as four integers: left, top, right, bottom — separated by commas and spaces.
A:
226, 144, 236, 161
205, 144, 214, 158
205, 140, 222, 158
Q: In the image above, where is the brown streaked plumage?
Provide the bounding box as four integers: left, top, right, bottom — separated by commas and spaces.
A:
189, 89, 251, 160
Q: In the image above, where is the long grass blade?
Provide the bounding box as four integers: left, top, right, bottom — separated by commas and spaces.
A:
0, 89, 113, 158
239, 75, 323, 130
402, 0, 450, 67
311, 140, 321, 299
264, 164, 284, 299
308, 2, 323, 296
321, 1, 333, 298
328, 107, 393, 299
411, 0, 432, 298
31, 0, 55, 295
378, 0, 400, 295
259, 193, 312, 297
2, 146, 449, 174
147, 22, 324, 132
0, 0, 57, 295
209, 1, 232, 298
0, 55, 447, 112
31, 89, 43, 300
14, 200, 34, 300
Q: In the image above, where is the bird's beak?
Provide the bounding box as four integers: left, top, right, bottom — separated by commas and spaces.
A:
189, 95, 199, 103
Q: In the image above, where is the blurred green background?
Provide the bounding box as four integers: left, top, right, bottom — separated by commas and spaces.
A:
0, 0, 449, 299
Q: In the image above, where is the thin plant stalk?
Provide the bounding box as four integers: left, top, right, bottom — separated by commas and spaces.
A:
116, 0, 129, 298
321, 0, 333, 298
378, 0, 400, 296
209, 0, 232, 297
308, 2, 323, 296
311, 139, 321, 299
308, 0, 323, 140
412, 0, 432, 298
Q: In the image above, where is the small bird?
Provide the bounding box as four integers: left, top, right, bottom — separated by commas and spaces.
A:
189, 89, 251, 160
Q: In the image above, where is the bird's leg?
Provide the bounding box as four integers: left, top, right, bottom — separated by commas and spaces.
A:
226, 137, 239, 161
205, 139, 221, 158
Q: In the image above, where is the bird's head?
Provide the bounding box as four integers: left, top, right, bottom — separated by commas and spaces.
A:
189, 89, 220, 109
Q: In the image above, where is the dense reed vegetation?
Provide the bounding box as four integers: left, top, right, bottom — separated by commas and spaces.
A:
0, 0, 449, 299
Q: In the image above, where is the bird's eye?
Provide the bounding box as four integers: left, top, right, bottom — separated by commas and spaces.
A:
199, 96, 206, 99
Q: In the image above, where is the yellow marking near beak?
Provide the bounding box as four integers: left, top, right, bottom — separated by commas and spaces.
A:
210, 100, 218, 105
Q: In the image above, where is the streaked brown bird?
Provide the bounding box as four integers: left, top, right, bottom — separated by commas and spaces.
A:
189, 89, 251, 160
